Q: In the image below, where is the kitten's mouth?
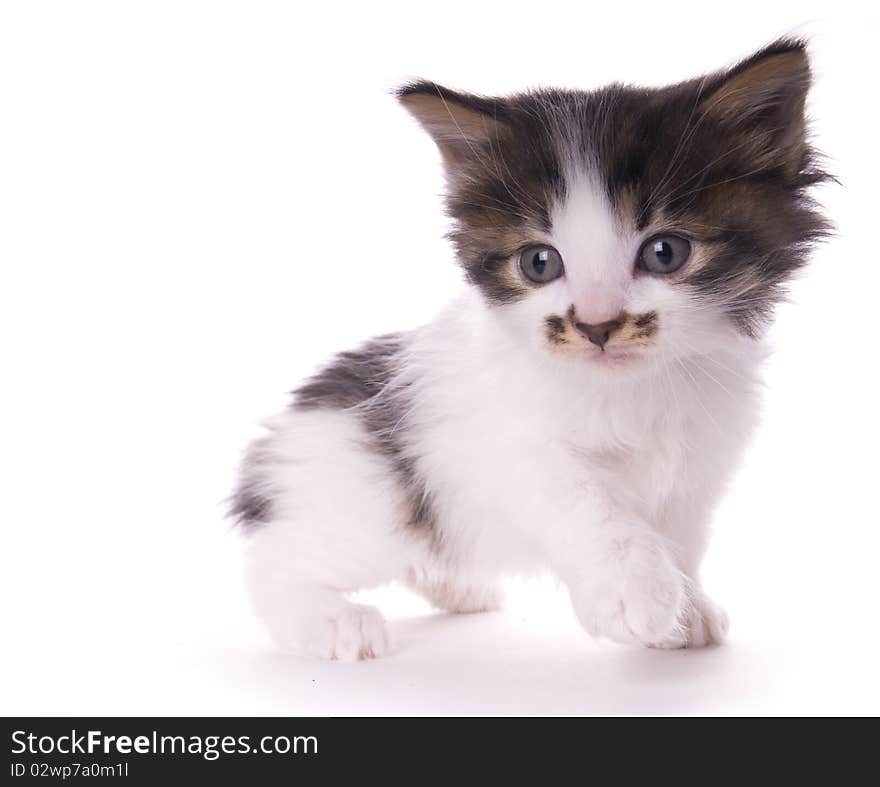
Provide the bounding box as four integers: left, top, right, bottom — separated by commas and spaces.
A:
586, 347, 638, 366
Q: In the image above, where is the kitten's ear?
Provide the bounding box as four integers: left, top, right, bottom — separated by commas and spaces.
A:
699, 38, 812, 176
397, 80, 506, 170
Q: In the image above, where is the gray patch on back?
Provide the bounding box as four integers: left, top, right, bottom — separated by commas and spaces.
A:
294, 334, 404, 410
232, 333, 438, 540
294, 333, 439, 540
230, 435, 280, 529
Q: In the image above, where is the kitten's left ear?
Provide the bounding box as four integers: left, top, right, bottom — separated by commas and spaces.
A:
699, 38, 812, 176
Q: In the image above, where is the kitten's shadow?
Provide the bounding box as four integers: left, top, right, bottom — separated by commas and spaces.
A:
249, 611, 755, 714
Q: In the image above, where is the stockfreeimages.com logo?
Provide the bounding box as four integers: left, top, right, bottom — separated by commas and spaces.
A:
11, 729, 318, 761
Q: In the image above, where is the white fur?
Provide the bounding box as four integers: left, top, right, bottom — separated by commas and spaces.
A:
243, 174, 764, 659
550, 173, 637, 323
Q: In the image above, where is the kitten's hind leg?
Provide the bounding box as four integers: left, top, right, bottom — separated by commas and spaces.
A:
256, 581, 390, 661
245, 548, 394, 661
239, 408, 419, 660
407, 569, 503, 614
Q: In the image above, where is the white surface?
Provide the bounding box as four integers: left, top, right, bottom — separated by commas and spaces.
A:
1, 1, 878, 715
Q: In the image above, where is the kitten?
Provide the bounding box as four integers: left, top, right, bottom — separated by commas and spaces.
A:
232, 39, 830, 660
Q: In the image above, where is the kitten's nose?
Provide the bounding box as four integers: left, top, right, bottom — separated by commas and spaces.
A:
574, 315, 624, 349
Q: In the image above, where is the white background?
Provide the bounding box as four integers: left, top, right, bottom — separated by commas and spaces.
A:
1, 1, 877, 715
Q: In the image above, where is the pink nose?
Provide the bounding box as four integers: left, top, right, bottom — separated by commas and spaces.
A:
574, 315, 624, 349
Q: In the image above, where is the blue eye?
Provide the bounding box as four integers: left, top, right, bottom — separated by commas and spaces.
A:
520, 245, 564, 283
638, 235, 691, 274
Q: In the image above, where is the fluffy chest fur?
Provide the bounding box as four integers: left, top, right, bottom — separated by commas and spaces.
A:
394, 295, 762, 572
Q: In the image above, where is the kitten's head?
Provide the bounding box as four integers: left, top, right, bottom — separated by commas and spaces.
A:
398, 39, 831, 372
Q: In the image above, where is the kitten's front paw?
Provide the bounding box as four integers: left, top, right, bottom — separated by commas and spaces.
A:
648, 592, 729, 649
570, 534, 686, 646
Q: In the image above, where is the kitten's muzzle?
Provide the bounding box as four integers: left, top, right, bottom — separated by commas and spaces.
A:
574, 316, 624, 350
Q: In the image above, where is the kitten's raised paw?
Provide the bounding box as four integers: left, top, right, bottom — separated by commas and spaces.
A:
278, 603, 390, 662
570, 534, 687, 646
648, 593, 729, 649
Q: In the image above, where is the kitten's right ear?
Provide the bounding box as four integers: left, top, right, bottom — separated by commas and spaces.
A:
397, 81, 506, 169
